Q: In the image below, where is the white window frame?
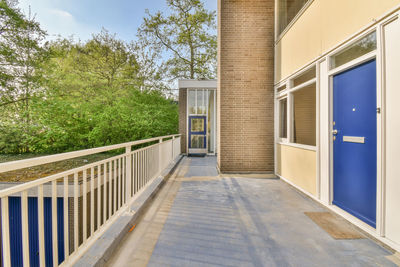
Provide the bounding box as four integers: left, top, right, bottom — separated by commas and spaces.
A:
275, 0, 315, 42
278, 96, 288, 143
275, 64, 318, 151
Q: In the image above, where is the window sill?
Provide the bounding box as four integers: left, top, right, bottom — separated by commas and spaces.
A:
277, 142, 316, 151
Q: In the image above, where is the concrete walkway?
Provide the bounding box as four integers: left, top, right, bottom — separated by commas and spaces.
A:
106, 156, 397, 267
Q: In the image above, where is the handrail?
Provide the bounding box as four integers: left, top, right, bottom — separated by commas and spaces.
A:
0, 134, 181, 173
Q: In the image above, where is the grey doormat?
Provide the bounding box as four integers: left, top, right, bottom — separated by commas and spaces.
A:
305, 212, 365, 239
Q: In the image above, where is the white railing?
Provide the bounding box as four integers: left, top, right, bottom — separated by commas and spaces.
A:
0, 134, 181, 267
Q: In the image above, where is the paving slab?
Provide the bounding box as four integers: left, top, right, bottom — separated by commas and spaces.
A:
107, 156, 396, 267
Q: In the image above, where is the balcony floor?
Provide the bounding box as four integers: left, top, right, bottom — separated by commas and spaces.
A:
106, 156, 396, 267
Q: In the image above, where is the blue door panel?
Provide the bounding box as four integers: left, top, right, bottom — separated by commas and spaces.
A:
333, 59, 377, 228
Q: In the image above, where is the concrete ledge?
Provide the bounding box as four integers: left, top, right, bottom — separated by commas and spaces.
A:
73, 155, 183, 267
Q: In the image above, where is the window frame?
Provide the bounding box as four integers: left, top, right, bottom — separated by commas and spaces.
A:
278, 96, 289, 143
291, 82, 317, 147
275, 0, 315, 42
275, 64, 318, 151
329, 30, 377, 70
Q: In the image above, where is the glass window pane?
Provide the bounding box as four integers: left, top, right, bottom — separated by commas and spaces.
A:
207, 90, 215, 153
277, 84, 286, 92
191, 118, 205, 132
292, 83, 316, 146
293, 66, 316, 87
278, 0, 310, 35
330, 31, 377, 69
279, 98, 287, 139
197, 90, 206, 114
188, 90, 196, 114
191, 135, 204, 149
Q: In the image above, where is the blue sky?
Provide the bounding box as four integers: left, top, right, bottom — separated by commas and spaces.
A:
18, 0, 217, 42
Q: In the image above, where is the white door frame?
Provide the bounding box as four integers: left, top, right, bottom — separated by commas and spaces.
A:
326, 28, 382, 236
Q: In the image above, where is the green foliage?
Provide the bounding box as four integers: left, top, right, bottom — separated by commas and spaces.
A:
0, 0, 218, 154
138, 0, 217, 80
0, 0, 49, 152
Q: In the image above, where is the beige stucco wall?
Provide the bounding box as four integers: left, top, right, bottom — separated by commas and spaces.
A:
275, 0, 400, 82
277, 144, 317, 196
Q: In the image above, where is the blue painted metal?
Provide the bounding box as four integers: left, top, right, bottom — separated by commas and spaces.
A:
9, 197, 23, 267
333, 59, 377, 228
2, 196, 65, 266
28, 197, 39, 266
188, 116, 207, 149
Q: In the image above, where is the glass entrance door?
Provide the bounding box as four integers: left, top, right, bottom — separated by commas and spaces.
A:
188, 115, 207, 154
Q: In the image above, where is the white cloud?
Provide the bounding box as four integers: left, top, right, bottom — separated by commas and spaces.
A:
17, 1, 97, 41
48, 8, 74, 19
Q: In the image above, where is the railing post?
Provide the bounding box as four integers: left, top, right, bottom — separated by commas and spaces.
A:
126, 145, 131, 202
172, 136, 175, 161
158, 138, 163, 174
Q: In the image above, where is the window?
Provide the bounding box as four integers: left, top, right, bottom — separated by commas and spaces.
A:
207, 90, 215, 153
293, 66, 316, 87
277, 84, 286, 92
292, 84, 316, 146
188, 89, 208, 115
276, 65, 316, 147
190, 135, 204, 148
191, 118, 205, 132
330, 31, 377, 69
278, 0, 311, 35
197, 89, 206, 114
188, 90, 196, 114
279, 98, 288, 139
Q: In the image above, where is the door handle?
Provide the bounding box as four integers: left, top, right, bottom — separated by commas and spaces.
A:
332, 129, 338, 135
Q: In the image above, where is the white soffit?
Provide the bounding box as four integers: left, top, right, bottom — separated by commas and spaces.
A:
178, 79, 217, 89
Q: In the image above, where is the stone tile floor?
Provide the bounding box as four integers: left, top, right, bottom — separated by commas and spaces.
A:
107, 156, 397, 267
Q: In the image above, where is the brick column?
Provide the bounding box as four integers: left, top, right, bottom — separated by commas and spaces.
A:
218, 0, 275, 172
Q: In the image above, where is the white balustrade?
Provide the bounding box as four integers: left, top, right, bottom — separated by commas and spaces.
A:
0, 134, 181, 266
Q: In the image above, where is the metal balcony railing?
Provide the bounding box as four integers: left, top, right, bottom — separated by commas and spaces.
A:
0, 134, 181, 266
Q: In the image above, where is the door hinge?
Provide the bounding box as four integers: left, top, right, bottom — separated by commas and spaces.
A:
377, 107, 381, 114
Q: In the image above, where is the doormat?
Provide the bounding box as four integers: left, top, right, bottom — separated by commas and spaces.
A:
304, 212, 365, 239
188, 153, 206, 157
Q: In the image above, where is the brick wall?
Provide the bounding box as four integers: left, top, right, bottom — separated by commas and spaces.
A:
179, 88, 187, 154
218, 0, 275, 172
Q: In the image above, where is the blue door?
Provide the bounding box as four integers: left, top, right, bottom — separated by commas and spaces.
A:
188, 116, 207, 153
333, 60, 377, 228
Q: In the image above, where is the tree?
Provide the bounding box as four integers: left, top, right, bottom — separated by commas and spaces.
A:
138, 0, 216, 81
25, 32, 178, 153
0, 4, 180, 154
0, 1, 48, 152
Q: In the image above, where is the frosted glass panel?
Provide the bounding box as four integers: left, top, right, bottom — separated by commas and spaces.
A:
188, 90, 196, 114
191, 135, 204, 149
191, 118, 205, 132
197, 90, 206, 114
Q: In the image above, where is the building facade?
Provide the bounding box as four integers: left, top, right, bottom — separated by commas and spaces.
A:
217, 0, 400, 254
